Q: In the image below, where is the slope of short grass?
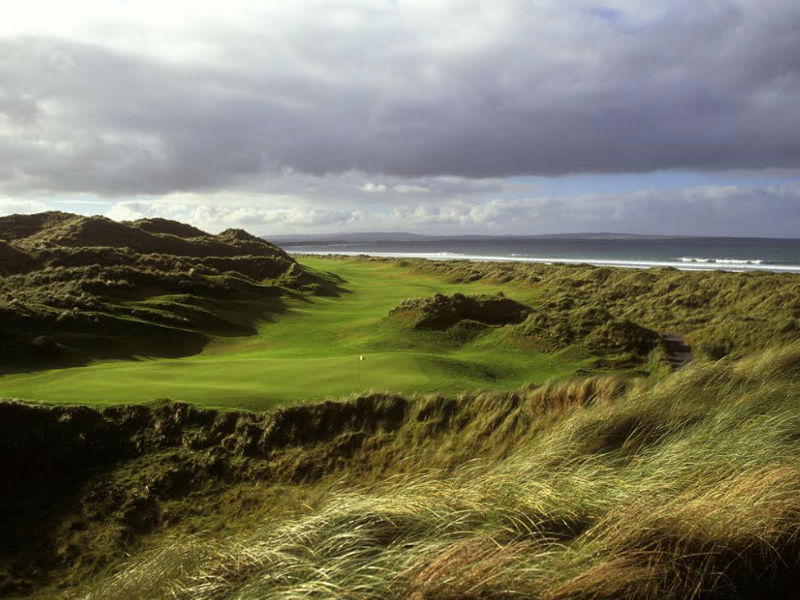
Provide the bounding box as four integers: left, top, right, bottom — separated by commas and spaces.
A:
0, 212, 318, 371
0, 258, 585, 410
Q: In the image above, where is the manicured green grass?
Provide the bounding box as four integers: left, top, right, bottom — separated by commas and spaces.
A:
0, 258, 585, 410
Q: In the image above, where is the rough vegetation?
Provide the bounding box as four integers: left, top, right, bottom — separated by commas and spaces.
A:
388, 290, 662, 368
394, 258, 800, 358
0, 212, 334, 371
389, 292, 531, 329
3, 343, 800, 599
3, 228, 800, 599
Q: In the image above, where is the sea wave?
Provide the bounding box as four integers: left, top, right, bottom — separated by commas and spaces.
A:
681, 257, 764, 265
292, 250, 800, 273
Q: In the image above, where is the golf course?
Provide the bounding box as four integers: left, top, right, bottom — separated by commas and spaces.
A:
0, 257, 585, 409
3, 3, 798, 596
3, 213, 800, 600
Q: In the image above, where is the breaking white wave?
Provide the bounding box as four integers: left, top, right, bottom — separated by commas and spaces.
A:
681, 257, 764, 265
292, 250, 800, 273
717, 258, 764, 265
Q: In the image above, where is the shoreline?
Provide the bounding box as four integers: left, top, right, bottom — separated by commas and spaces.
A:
290, 249, 800, 273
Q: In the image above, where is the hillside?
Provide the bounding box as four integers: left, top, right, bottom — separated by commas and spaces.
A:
399, 257, 800, 358
2, 240, 800, 599
3, 344, 800, 599
388, 291, 661, 362
5, 250, 800, 407
0, 212, 334, 372
0, 256, 655, 408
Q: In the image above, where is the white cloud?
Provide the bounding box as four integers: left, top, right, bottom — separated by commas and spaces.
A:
0, 198, 48, 217
94, 183, 800, 237
360, 182, 387, 193
103, 199, 364, 233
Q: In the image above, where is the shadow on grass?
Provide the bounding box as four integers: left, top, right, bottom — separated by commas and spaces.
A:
0, 292, 300, 376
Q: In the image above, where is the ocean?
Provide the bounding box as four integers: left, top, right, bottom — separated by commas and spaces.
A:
279, 236, 800, 273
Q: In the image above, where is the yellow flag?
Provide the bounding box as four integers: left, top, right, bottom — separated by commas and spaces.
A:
359, 354, 364, 361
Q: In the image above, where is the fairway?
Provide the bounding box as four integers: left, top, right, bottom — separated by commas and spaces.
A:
0, 258, 585, 410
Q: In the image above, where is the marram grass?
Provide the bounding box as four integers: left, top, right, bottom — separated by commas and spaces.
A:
74, 344, 800, 600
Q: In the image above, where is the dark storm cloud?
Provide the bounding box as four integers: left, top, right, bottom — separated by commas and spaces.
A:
1, 1, 799, 196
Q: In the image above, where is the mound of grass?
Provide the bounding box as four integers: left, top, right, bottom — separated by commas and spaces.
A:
387, 289, 662, 369
389, 291, 531, 330
4, 344, 800, 599
515, 305, 660, 357
0, 212, 335, 372
399, 257, 800, 356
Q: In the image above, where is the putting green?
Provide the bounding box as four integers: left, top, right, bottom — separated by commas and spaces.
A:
0, 258, 587, 410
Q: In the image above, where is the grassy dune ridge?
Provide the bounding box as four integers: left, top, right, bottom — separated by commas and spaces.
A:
402, 256, 800, 357
4, 344, 800, 599
0, 212, 330, 372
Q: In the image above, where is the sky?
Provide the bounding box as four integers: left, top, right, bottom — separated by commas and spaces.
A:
1, 0, 799, 236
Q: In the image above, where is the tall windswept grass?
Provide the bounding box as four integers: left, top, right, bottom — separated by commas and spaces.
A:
75, 344, 800, 600
525, 374, 629, 414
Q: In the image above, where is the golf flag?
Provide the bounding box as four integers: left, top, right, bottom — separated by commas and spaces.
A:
359, 354, 365, 361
